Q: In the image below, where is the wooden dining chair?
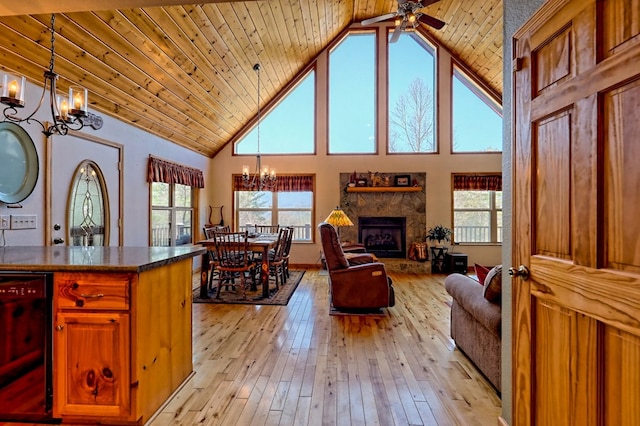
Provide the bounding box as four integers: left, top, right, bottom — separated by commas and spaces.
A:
266, 227, 292, 289
281, 226, 295, 280
203, 225, 231, 291
212, 230, 256, 299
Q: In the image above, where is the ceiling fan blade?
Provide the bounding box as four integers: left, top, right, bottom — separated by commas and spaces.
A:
361, 12, 397, 26
418, 14, 446, 29
420, 0, 441, 7
390, 21, 405, 43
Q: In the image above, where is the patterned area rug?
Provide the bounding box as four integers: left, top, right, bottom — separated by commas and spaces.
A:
193, 270, 305, 306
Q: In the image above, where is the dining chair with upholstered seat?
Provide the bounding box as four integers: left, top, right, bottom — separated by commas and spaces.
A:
212, 230, 256, 299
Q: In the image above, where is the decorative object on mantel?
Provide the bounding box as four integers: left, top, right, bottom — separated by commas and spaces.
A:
395, 174, 411, 187
324, 206, 354, 239
0, 14, 103, 137
241, 63, 276, 191
427, 224, 452, 246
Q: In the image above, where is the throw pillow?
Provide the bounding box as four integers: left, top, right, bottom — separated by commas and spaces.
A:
483, 265, 503, 303
474, 263, 490, 285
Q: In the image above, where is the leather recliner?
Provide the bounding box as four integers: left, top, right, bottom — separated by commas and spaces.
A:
318, 222, 395, 310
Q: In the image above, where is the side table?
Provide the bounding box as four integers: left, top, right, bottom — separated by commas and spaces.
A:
430, 246, 448, 273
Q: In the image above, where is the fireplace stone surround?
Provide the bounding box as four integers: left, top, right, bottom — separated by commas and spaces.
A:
338, 172, 428, 272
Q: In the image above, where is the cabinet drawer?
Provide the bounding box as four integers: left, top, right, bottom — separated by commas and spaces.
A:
56, 273, 131, 310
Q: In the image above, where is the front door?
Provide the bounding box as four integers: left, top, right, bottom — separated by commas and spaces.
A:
513, 0, 640, 424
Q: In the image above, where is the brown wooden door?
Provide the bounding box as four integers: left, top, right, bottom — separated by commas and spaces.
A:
513, 0, 640, 424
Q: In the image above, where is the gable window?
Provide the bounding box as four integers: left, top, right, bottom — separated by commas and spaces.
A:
452, 174, 502, 243
235, 70, 315, 155
148, 157, 203, 246
233, 175, 315, 242
452, 67, 502, 152
328, 32, 376, 154
388, 33, 437, 153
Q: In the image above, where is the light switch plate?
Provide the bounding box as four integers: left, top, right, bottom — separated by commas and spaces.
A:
10, 214, 37, 230
0, 215, 9, 230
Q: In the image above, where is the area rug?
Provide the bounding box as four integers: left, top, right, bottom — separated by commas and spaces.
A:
193, 270, 305, 306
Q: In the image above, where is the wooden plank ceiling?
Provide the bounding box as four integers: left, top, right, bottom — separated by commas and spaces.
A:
0, 0, 502, 157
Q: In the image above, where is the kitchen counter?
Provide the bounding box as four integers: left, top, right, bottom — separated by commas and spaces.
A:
0, 245, 206, 272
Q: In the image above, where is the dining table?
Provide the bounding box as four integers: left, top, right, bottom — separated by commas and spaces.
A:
197, 234, 278, 299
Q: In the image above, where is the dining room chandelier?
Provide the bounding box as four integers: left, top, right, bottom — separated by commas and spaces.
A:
0, 14, 103, 137
242, 63, 276, 191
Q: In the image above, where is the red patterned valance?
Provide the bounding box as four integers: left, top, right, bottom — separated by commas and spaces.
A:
453, 174, 502, 191
233, 174, 314, 192
148, 156, 204, 188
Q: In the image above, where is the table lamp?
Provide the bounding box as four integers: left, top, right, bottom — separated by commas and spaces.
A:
324, 206, 353, 239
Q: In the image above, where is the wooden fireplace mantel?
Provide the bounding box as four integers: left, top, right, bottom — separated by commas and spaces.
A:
346, 186, 423, 193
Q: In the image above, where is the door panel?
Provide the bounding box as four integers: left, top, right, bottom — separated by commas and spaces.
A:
50, 134, 121, 246
513, 0, 640, 424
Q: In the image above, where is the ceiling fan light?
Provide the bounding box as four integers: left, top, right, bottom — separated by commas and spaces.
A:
408, 12, 417, 24
395, 16, 402, 26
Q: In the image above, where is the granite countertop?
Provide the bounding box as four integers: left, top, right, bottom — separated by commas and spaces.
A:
0, 245, 206, 273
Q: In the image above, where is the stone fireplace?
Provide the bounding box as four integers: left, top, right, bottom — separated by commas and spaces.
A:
339, 172, 426, 262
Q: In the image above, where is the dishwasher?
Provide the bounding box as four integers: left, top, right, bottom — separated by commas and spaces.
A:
0, 272, 55, 423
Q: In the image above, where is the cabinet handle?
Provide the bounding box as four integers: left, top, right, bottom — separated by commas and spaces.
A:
56, 325, 64, 331
81, 293, 105, 299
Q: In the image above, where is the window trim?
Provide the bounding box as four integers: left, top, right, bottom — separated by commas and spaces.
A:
231, 65, 318, 156
232, 174, 316, 243
450, 63, 503, 155
452, 173, 502, 245
149, 182, 197, 247
386, 30, 439, 155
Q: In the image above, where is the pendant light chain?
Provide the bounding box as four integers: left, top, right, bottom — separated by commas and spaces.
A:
49, 14, 56, 74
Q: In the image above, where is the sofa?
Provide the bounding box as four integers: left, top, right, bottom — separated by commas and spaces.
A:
444, 266, 502, 392
318, 222, 395, 310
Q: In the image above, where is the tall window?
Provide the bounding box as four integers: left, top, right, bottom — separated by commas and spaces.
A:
235, 70, 315, 155
452, 174, 502, 243
234, 175, 314, 242
452, 67, 502, 152
151, 183, 194, 246
388, 33, 437, 153
328, 32, 376, 154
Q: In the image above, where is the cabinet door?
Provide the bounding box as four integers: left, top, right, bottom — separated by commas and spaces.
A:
54, 312, 130, 419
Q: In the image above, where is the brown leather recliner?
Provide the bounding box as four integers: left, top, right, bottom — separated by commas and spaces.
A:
318, 222, 395, 310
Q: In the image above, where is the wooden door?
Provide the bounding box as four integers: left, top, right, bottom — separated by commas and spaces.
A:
513, 0, 640, 424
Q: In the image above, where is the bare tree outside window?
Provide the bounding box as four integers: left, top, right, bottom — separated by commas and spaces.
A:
389, 78, 435, 153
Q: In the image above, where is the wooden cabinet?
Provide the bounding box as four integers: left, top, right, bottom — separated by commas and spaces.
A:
53, 272, 133, 422
54, 312, 130, 418
52, 259, 194, 424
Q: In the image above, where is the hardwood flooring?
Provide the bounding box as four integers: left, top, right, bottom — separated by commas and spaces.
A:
150, 269, 501, 425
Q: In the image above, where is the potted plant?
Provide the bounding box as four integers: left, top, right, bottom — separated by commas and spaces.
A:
426, 225, 452, 246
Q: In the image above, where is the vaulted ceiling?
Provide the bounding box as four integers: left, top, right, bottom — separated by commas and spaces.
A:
0, 0, 502, 157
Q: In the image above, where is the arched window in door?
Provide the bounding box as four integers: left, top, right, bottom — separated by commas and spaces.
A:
68, 160, 109, 246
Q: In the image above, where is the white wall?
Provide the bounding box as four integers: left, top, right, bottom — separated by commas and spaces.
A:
0, 77, 210, 247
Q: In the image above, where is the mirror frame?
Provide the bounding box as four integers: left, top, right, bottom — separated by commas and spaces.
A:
0, 122, 39, 204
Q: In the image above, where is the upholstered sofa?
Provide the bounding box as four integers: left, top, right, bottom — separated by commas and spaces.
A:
444, 267, 502, 392
318, 222, 395, 310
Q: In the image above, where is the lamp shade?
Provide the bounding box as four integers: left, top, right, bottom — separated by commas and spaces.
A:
324, 207, 353, 227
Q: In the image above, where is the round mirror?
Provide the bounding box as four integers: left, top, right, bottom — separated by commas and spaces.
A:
0, 122, 39, 204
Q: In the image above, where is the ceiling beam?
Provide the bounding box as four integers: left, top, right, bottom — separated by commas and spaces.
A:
0, 0, 260, 17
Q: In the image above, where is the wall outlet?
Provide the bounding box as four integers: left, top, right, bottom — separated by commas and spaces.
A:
10, 214, 37, 230
0, 215, 9, 230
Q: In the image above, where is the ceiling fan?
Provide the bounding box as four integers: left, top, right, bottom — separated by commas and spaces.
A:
361, 0, 446, 43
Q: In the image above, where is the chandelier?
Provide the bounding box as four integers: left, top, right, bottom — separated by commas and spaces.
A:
242, 63, 276, 191
1, 14, 103, 137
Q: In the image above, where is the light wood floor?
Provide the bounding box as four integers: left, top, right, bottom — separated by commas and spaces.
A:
150, 269, 501, 425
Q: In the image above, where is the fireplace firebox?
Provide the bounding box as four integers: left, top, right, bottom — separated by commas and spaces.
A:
358, 217, 406, 258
